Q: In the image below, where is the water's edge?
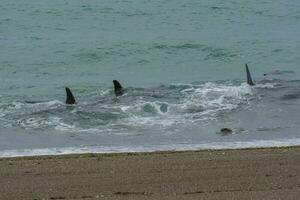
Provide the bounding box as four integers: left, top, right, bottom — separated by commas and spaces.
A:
1, 138, 300, 158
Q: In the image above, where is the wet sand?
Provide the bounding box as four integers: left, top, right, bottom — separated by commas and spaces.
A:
0, 147, 300, 200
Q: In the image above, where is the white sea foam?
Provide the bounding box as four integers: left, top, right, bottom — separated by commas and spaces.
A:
54, 121, 76, 132
96, 89, 111, 96
114, 82, 255, 129
255, 83, 278, 89
0, 82, 267, 133
1, 138, 300, 158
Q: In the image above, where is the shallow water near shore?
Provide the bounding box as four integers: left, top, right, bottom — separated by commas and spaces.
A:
1, 0, 300, 157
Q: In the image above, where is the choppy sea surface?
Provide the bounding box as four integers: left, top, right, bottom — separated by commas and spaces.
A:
1, 0, 300, 157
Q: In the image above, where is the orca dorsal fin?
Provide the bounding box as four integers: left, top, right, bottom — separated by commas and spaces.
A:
245, 64, 255, 86
65, 87, 76, 104
113, 80, 124, 96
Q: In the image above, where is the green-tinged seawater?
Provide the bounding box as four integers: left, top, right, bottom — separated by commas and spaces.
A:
1, 0, 300, 156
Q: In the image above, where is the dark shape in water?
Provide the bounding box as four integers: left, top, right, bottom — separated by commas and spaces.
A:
65, 87, 76, 104
263, 70, 295, 77
25, 100, 45, 104
245, 64, 255, 86
113, 80, 124, 96
281, 93, 300, 100
220, 128, 233, 135
217, 128, 233, 136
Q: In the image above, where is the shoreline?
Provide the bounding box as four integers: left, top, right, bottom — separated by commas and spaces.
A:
1, 146, 300, 199
2, 137, 300, 158
0, 145, 299, 160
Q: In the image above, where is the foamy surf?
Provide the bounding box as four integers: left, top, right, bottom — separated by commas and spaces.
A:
0, 82, 255, 133
0, 80, 299, 157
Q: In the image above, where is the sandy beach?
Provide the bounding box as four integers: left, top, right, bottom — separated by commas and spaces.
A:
0, 147, 300, 200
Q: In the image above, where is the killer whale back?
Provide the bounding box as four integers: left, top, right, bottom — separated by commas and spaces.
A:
245, 64, 255, 86
65, 87, 76, 104
113, 80, 124, 96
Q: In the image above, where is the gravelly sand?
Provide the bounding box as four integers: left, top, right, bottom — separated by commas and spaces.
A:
0, 147, 300, 200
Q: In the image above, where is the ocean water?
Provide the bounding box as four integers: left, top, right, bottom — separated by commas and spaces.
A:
1, 0, 300, 157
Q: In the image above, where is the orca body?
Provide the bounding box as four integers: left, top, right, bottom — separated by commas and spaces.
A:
245, 64, 255, 86
113, 80, 124, 96
65, 87, 76, 104
25, 100, 46, 104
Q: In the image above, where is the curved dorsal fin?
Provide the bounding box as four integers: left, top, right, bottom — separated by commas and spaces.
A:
113, 80, 124, 96
245, 64, 255, 86
65, 87, 76, 104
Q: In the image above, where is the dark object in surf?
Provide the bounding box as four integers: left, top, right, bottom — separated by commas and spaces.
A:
113, 80, 124, 97
245, 64, 255, 86
220, 128, 233, 134
65, 87, 76, 104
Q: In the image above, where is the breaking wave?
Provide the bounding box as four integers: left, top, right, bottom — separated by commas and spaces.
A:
0, 82, 256, 134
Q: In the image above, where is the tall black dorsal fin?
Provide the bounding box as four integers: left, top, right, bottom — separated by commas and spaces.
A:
65, 87, 76, 104
113, 80, 124, 96
245, 64, 255, 86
